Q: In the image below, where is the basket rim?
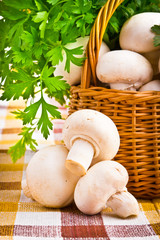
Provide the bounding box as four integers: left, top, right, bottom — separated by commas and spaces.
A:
70, 85, 160, 104
71, 85, 160, 96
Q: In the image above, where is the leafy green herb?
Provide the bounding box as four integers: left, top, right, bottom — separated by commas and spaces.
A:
151, 25, 160, 47
0, 0, 159, 162
63, 46, 85, 72
8, 127, 38, 163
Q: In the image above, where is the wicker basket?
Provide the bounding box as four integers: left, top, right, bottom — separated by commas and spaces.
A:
69, 0, 160, 199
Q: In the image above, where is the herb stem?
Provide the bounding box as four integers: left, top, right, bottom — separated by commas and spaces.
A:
48, 0, 67, 16
40, 60, 49, 98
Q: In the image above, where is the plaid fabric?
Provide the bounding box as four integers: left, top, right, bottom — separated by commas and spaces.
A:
0, 99, 160, 240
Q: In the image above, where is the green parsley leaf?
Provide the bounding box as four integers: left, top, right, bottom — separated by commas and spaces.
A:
33, 42, 47, 59
153, 36, 160, 47
43, 76, 70, 93
37, 98, 61, 139
0, 20, 10, 51
109, 16, 120, 34
32, 11, 48, 38
8, 19, 24, 40
41, 65, 70, 97
0, 69, 36, 100
84, 13, 94, 24
32, 11, 47, 23
8, 127, 38, 163
151, 25, 160, 47
46, 0, 59, 6
46, 46, 63, 66
2, 8, 26, 20
13, 49, 31, 65
3, 0, 35, 10
151, 25, 160, 35
23, 100, 41, 124
63, 46, 85, 72
21, 30, 36, 50
34, 0, 43, 11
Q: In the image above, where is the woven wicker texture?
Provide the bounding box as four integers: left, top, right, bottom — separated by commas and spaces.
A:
69, 0, 160, 199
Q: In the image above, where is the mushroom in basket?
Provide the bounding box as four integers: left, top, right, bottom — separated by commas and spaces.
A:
96, 12, 160, 91
139, 79, 160, 91
96, 50, 153, 91
119, 12, 160, 85
119, 12, 160, 54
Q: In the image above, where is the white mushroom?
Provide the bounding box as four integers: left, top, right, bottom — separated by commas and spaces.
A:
62, 109, 120, 176
22, 145, 80, 208
96, 50, 153, 90
142, 50, 160, 75
54, 36, 110, 86
21, 179, 33, 199
107, 189, 139, 218
119, 12, 160, 53
99, 41, 110, 58
74, 160, 129, 215
139, 80, 160, 91
109, 83, 136, 91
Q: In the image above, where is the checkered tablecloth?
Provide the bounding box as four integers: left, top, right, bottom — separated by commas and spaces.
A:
0, 99, 160, 240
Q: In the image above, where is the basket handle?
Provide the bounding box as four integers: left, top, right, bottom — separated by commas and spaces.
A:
81, 0, 124, 89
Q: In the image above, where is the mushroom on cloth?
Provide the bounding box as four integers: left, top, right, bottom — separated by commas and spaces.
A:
107, 189, 139, 218
22, 145, 80, 208
21, 179, 33, 199
62, 109, 120, 176
54, 36, 110, 86
74, 160, 139, 216
96, 50, 153, 90
139, 79, 160, 91
119, 12, 160, 53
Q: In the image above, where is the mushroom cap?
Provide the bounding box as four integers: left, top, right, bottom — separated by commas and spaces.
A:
96, 50, 153, 89
54, 37, 110, 86
142, 50, 160, 75
119, 12, 160, 53
26, 145, 79, 208
139, 80, 160, 92
62, 109, 120, 163
107, 190, 139, 218
98, 41, 110, 59
159, 58, 160, 72
74, 160, 129, 215
21, 179, 33, 199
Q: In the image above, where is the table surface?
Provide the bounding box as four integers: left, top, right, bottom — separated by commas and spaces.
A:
0, 99, 160, 240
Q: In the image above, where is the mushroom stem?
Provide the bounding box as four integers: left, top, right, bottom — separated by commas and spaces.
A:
21, 179, 33, 199
107, 190, 139, 218
65, 139, 94, 176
